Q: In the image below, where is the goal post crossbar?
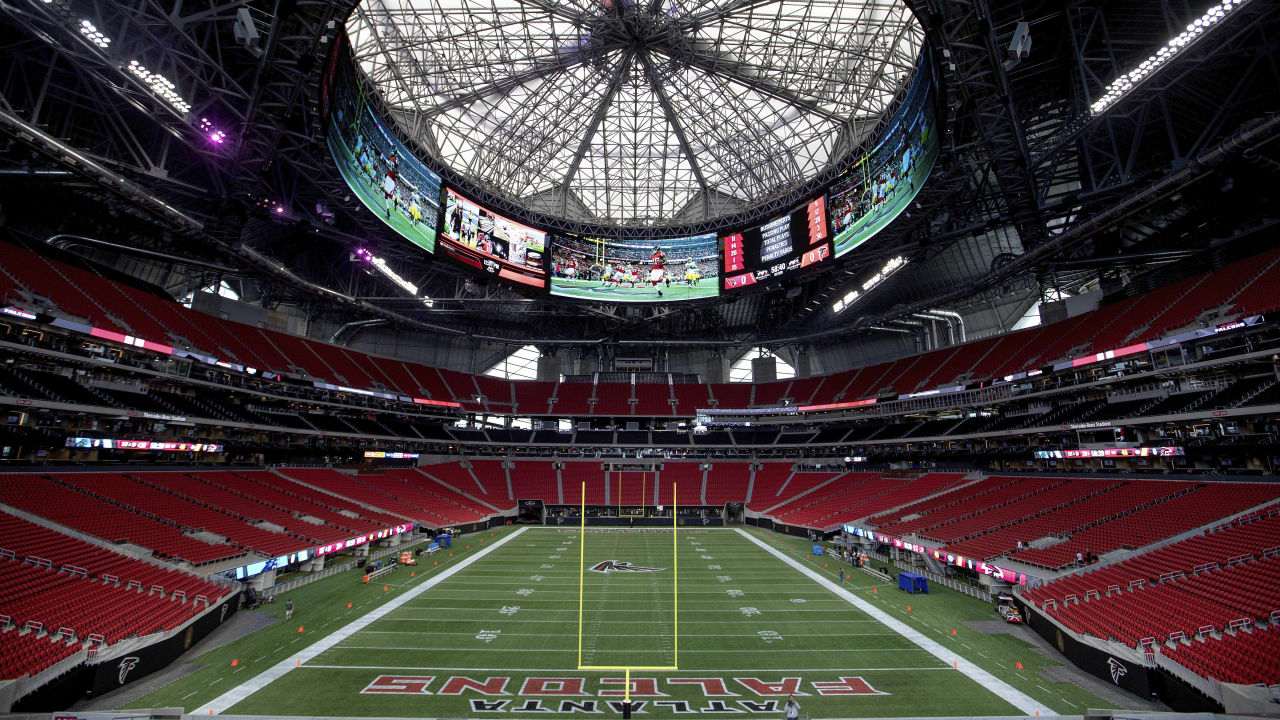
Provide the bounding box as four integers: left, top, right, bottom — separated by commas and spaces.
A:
577, 480, 678, 672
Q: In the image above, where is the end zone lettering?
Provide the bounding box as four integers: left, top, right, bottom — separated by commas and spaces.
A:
360, 675, 888, 705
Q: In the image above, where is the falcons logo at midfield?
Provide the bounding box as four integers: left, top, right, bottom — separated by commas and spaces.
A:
590, 560, 664, 573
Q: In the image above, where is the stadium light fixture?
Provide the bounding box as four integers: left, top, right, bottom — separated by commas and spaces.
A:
832, 256, 908, 314
126, 60, 192, 115
1090, 0, 1252, 116
79, 20, 110, 48
198, 117, 226, 145
354, 248, 435, 308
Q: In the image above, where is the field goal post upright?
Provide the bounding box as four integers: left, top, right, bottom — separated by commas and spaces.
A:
577, 479, 678, 683
616, 470, 647, 518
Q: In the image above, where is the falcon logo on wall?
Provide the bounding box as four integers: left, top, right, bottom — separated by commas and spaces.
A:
1107, 657, 1128, 685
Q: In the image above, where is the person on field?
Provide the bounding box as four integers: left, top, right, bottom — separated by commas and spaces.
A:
285, 598, 294, 620
784, 694, 800, 720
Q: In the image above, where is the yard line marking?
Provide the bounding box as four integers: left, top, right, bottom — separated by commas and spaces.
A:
299, 665, 955, 672
253, 656, 266, 662
1062, 699, 1078, 708
735, 529, 1055, 717
354, 630, 900, 638
193, 526, 530, 716
330, 645, 916, 654
376, 618, 893, 625
181, 691, 199, 700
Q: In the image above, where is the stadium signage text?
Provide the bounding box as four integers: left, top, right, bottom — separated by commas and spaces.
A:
844, 524, 1028, 586
361, 675, 888, 713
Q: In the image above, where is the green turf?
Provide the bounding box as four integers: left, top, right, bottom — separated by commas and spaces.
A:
831, 134, 940, 259
328, 129, 438, 254
127, 528, 1115, 717
549, 278, 719, 302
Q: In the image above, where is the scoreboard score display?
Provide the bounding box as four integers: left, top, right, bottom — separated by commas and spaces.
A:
721, 196, 831, 290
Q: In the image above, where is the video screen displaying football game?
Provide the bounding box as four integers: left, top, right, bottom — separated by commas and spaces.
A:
550, 233, 719, 302
721, 197, 831, 291
440, 187, 547, 288
827, 51, 940, 258
325, 46, 441, 254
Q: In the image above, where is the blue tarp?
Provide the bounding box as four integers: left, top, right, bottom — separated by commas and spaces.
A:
898, 571, 929, 594
812, 545, 824, 555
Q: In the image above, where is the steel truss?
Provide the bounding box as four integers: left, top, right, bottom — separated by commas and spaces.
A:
1, 0, 1278, 350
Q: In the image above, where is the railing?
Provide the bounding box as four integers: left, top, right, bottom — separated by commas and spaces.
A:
260, 535, 432, 599
866, 550, 992, 602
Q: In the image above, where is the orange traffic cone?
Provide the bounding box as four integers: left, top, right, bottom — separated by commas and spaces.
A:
298, 625, 304, 632
383, 585, 389, 591
449, 552, 453, 557
346, 602, 352, 608
480, 539, 484, 543
951, 629, 957, 636
873, 587, 878, 594
824, 563, 828, 567
906, 605, 911, 611
411, 571, 415, 577
1016, 661, 1024, 670
230, 659, 239, 667
433, 561, 438, 566
953, 661, 957, 668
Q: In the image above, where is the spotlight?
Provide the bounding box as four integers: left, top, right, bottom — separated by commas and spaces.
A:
198, 117, 226, 145
127, 60, 192, 115
1091, 0, 1253, 115
79, 19, 111, 48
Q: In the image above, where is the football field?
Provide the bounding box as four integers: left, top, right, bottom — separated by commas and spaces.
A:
550, 279, 719, 302
131, 527, 1114, 718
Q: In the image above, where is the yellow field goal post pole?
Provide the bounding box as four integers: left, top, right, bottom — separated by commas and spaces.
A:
577, 479, 678, 673
614, 470, 648, 518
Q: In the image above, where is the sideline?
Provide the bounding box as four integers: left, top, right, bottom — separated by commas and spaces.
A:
193, 527, 529, 715
734, 528, 1055, 717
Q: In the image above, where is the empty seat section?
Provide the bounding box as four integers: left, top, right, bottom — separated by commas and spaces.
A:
425, 461, 511, 509
260, 330, 332, 379
1014, 482, 1280, 570
1163, 624, 1280, 685
271, 469, 407, 527
710, 383, 751, 410
238, 471, 393, 532
510, 461, 561, 504
553, 383, 593, 415
59, 474, 310, 557
0, 511, 230, 604
561, 463, 608, 505
277, 469, 424, 523
634, 382, 673, 416
1229, 251, 1280, 315
745, 464, 794, 511
0, 475, 242, 565
788, 472, 968, 528
672, 383, 712, 416
785, 376, 825, 405
919, 478, 1115, 544
147, 472, 350, 545
654, 463, 702, 506
751, 381, 789, 407
513, 381, 555, 415
593, 382, 633, 415
474, 375, 513, 407
368, 357, 421, 396
704, 463, 751, 505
